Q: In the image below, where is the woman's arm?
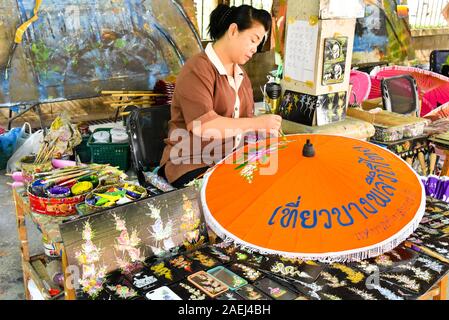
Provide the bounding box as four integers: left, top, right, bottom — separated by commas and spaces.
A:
193, 114, 282, 139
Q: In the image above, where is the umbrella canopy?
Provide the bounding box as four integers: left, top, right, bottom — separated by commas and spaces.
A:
201, 134, 425, 262
349, 70, 371, 105
423, 101, 449, 121
369, 66, 449, 116
421, 83, 449, 117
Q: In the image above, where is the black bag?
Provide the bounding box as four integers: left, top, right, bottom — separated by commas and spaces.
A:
126, 105, 171, 185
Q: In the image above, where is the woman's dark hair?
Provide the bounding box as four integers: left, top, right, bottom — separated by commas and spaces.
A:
208, 4, 271, 42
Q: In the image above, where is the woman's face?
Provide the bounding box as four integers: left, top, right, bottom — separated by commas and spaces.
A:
227, 22, 267, 65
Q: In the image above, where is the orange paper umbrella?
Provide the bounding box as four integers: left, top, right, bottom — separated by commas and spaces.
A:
201, 134, 425, 262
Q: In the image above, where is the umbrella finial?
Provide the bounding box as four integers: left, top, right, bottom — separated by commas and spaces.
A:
303, 139, 315, 158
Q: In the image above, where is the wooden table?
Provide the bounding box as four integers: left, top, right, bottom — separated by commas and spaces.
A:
13, 188, 449, 300
13, 188, 76, 300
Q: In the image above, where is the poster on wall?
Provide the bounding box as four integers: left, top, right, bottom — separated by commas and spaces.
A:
352, 0, 388, 65
322, 37, 348, 85
320, 0, 366, 19
283, 20, 319, 84
278, 90, 347, 126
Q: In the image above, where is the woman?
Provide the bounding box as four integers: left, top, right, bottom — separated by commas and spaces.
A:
159, 4, 282, 188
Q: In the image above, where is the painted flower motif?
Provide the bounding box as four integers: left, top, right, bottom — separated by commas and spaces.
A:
381, 274, 420, 292
240, 163, 259, 184
233, 140, 292, 183
331, 264, 364, 284
107, 285, 138, 299
375, 255, 393, 267
127, 247, 143, 262
146, 203, 161, 220
76, 221, 107, 298
346, 287, 377, 300
112, 214, 144, 271
186, 229, 200, 243
149, 219, 173, 242
114, 216, 127, 232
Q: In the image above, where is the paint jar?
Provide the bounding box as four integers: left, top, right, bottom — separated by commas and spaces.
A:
43, 236, 60, 258
46, 259, 64, 288
93, 131, 110, 143
111, 132, 129, 143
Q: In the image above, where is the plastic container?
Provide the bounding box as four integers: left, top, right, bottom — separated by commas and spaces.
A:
87, 128, 130, 171
84, 183, 147, 211
373, 125, 404, 142
373, 120, 427, 142
403, 122, 426, 138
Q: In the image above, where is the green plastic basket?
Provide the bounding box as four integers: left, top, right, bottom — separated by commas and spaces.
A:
87, 128, 130, 171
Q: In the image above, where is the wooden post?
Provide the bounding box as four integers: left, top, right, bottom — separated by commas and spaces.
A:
62, 248, 76, 300
434, 275, 448, 300
13, 189, 31, 300
441, 150, 449, 176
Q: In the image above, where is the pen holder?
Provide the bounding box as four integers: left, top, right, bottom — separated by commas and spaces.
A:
264, 82, 282, 114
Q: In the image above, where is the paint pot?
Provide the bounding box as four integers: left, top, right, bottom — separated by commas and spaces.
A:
93, 131, 110, 143
46, 185, 71, 199
31, 179, 48, 197
45, 260, 64, 288
110, 128, 126, 136
71, 181, 93, 196
78, 123, 91, 137
43, 236, 60, 258
111, 132, 129, 143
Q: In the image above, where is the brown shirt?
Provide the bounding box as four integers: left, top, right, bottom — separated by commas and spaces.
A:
160, 47, 255, 183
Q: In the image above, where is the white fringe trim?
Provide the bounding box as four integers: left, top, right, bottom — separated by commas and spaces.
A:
200, 134, 427, 263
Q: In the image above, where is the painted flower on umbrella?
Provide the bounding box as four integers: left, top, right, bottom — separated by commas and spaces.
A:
234, 140, 291, 183
75, 221, 107, 298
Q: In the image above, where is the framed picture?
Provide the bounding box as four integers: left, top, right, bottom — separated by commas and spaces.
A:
322, 37, 348, 85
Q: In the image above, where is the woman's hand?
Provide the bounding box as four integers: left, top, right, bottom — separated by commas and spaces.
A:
254, 114, 282, 135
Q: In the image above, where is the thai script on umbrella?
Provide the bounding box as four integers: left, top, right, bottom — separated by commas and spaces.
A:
268, 146, 400, 230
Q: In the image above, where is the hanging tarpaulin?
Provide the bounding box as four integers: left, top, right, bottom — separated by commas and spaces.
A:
0, 0, 202, 107
14, 0, 42, 44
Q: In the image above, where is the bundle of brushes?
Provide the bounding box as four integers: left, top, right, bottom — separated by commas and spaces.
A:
29, 164, 126, 199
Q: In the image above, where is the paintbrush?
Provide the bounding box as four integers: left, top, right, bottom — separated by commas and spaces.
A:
279, 128, 287, 141
42, 170, 93, 186
404, 241, 449, 264
58, 172, 96, 187
35, 167, 87, 179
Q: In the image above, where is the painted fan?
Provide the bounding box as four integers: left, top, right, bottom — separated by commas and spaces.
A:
369, 66, 449, 116
349, 70, 371, 105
